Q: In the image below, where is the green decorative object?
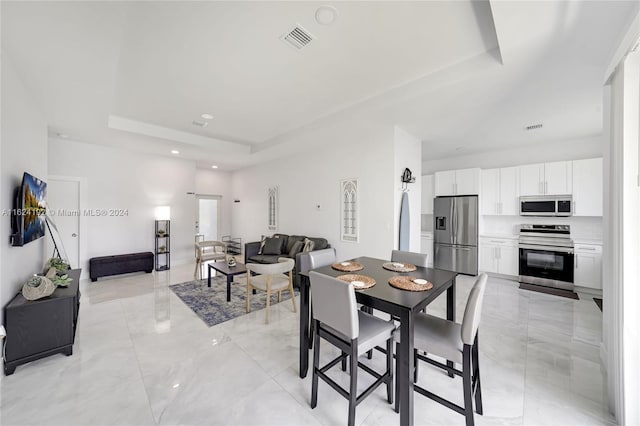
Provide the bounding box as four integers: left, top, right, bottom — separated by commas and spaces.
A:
51, 274, 72, 287
44, 257, 70, 275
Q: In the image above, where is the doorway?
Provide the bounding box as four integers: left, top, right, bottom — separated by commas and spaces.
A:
196, 195, 221, 241
47, 177, 81, 268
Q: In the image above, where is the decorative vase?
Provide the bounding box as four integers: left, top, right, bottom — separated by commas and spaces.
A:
22, 275, 56, 300
227, 256, 237, 267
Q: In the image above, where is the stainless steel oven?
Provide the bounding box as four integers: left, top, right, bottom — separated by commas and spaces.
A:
518, 224, 574, 290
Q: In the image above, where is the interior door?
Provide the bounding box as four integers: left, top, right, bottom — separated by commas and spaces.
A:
196, 195, 221, 241
47, 179, 80, 268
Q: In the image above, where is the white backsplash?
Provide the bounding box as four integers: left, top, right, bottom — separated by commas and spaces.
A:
481, 215, 603, 240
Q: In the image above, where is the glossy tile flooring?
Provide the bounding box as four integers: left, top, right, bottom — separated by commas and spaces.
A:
0, 263, 614, 426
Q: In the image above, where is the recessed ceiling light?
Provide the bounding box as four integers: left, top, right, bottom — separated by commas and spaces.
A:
211, 165, 218, 169
171, 150, 180, 154
57, 133, 69, 138
201, 113, 214, 120
315, 5, 338, 25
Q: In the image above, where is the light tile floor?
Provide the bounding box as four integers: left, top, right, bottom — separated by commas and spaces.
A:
0, 263, 614, 426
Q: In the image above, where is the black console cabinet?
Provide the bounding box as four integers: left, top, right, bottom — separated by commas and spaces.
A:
3, 268, 81, 375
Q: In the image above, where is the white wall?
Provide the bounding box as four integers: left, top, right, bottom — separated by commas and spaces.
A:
422, 134, 602, 174
195, 169, 233, 239
231, 117, 396, 261
0, 55, 48, 318
48, 139, 197, 273
393, 126, 422, 251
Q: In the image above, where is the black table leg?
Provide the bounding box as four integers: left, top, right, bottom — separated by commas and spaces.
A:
300, 275, 310, 378
226, 275, 232, 302
207, 265, 212, 288
398, 310, 414, 426
446, 276, 457, 377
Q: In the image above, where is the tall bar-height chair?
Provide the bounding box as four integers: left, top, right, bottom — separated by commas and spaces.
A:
391, 249, 428, 267
299, 248, 337, 350
395, 273, 488, 426
309, 271, 395, 426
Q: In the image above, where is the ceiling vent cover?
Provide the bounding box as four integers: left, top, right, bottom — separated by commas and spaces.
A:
280, 25, 314, 50
525, 123, 543, 131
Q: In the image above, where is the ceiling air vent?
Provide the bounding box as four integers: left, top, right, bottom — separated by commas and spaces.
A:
525, 123, 543, 131
192, 120, 208, 128
280, 24, 314, 50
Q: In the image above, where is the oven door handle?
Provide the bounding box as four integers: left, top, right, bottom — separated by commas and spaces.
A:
519, 243, 574, 254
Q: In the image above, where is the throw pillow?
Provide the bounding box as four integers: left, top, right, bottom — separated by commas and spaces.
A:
258, 236, 267, 254
288, 240, 305, 257
302, 238, 315, 253
262, 237, 285, 255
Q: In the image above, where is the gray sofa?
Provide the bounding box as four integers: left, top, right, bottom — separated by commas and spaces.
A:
244, 233, 332, 287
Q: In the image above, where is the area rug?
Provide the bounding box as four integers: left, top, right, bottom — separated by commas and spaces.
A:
169, 274, 297, 327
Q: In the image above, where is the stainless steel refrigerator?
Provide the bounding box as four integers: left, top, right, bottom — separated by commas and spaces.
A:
434, 195, 478, 275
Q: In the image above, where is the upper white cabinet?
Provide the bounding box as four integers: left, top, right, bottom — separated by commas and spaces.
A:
519, 161, 572, 196
481, 167, 518, 215
434, 168, 480, 196
421, 175, 434, 214
572, 158, 603, 216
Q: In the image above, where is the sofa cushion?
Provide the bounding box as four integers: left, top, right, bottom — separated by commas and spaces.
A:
248, 254, 284, 264
286, 235, 306, 253
288, 240, 305, 257
309, 237, 329, 251
262, 237, 285, 255
273, 233, 289, 250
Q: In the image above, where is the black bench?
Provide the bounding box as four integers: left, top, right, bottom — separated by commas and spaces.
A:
89, 252, 154, 282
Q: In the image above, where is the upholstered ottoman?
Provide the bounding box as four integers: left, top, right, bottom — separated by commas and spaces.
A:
89, 252, 154, 281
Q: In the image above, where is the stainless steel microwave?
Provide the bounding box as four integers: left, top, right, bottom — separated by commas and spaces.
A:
519, 195, 572, 217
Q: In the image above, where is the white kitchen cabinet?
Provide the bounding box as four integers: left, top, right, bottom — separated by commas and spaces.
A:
420, 234, 434, 268
481, 167, 518, 215
574, 243, 602, 290
572, 158, 603, 216
434, 170, 456, 196
545, 161, 572, 195
421, 175, 434, 214
519, 161, 572, 196
479, 237, 519, 276
434, 168, 480, 196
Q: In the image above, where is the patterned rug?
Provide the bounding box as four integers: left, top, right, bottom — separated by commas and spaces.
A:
169, 274, 297, 327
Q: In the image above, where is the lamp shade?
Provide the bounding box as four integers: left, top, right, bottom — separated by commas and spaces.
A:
155, 206, 171, 221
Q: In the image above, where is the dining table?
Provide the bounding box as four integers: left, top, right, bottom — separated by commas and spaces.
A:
299, 256, 458, 426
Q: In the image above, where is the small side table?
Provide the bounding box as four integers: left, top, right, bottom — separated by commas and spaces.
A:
208, 261, 248, 302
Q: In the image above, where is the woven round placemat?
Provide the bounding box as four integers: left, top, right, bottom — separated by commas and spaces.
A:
337, 274, 376, 289
388, 276, 433, 291
382, 262, 417, 272
331, 261, 364, 272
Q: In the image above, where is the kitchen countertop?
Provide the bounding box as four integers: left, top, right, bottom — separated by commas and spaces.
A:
480, 233, 519, 240
573, 238, 603, 245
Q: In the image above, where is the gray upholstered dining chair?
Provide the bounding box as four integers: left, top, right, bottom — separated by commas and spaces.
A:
395, 273, 488, 426
309, 271, 395, 426
194, 241, 227, 280
302, 248, 337, 349
246, 258, 296, 324
391, 249, 428, 267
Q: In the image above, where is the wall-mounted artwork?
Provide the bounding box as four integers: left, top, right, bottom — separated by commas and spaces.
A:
340, 179, 358, 242
268, 186, 278, 231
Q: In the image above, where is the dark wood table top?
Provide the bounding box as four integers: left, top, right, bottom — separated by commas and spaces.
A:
302, 256, 457, 313
208, 261, 247, 276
